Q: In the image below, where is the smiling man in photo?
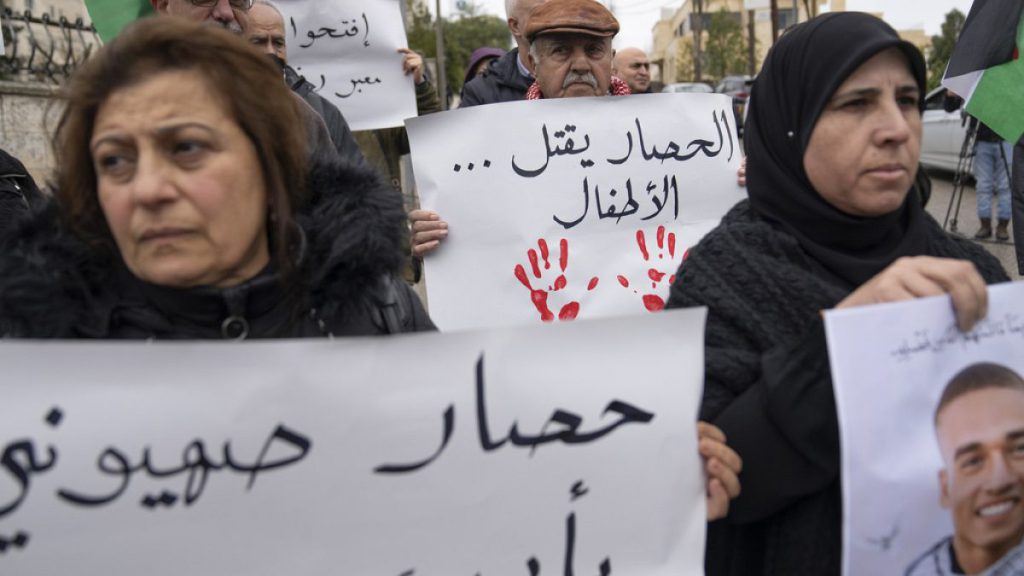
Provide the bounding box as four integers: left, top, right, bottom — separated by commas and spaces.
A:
906, 362, 1024, 576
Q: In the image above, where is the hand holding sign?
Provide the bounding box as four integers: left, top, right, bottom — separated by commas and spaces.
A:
410, 209, 448, 257
698, 421, 743, 521
398, 47, 424, 84
835, 256, 989, 332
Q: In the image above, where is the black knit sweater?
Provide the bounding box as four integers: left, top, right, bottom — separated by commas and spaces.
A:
667, 199, 1009, 576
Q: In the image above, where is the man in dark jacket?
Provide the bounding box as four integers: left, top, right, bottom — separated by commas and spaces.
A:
412, 0, 626, 256
458, 0, 546, 107
246, 0, 366, 168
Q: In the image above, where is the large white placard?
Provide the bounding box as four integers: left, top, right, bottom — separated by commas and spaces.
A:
276, 0, 416, 131
0, 311, 707, 575
825, 281, 1024, 576
408, 93, 745, 331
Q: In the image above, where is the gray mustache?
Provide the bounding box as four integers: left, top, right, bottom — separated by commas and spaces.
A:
563, 72, 598, 89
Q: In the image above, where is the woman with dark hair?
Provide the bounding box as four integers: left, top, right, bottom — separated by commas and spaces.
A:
0, 17, 433, 338
666, 12, 1009, 575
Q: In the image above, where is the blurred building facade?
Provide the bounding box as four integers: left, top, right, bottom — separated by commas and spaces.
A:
651, 0, 928, 87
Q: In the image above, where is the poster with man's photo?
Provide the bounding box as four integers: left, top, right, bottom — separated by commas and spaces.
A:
825, 281, 1024, 576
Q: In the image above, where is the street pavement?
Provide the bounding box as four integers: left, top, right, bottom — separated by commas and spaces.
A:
925, 170, 1022, 280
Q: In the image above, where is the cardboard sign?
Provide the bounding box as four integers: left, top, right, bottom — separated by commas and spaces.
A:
0, 311, 708, 575
408, 93, 745, 331
277, 0, 417, 131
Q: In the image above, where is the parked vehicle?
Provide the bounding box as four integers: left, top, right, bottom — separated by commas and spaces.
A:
715, 75, 752, 135
661, 82, 714, 94
921, 86, 971, 173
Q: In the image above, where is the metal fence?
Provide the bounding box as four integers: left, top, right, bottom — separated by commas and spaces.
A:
1, 7, 101, 83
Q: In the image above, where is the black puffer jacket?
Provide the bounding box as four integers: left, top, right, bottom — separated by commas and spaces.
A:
0, 148, 44, 233
458, 49, 532, 108
0, 159, 434, 339
666, 200, 1008, 576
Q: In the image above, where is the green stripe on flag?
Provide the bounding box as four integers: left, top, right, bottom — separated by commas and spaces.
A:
85, 0, 153, 44
965, 13, 1024, 144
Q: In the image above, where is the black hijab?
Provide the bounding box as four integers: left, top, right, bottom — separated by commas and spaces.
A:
744, 12, 929, 286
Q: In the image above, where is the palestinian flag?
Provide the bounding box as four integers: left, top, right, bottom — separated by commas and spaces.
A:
84, 0, 153, 44
943, 0, 1024, 144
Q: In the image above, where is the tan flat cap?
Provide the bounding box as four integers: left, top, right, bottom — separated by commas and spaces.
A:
525, 0, 620, 43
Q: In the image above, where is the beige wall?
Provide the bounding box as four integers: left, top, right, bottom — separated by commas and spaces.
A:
1, 81, 63, 184
651, 1, 928, 86
899, 28, 930, 56
651, 0, 815, 85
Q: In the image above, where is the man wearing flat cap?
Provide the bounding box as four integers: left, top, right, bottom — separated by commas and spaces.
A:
410, 0, 630, 255
524, 0, 630, 99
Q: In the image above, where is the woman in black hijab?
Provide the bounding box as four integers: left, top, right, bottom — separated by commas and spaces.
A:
666, 12, 1008, 575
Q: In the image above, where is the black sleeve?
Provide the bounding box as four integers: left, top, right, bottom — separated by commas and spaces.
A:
458, 78, 485, 108
398, 281, 436, 333
318, 98, 368, 169
708, 318, 840, 524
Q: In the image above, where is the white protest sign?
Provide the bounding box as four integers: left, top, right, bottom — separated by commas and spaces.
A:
824, 281, 1024, 576
0, 310, 707, 575
276, 0, 416, 131
408, 93, 745, 331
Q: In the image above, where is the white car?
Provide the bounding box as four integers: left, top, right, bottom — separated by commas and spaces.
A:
920, 87, 970, 173
661, 82, 714, 94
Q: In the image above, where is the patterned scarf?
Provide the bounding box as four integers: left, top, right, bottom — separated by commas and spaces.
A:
526, 76, 632, 99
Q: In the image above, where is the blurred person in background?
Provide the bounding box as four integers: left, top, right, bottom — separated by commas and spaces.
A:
612, 47, 652, 94
459, 0, 547, 107
465, 47, 506, 82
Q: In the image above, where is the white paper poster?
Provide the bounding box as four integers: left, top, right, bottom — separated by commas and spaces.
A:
825, 281, 1024, 576
0, 310, 707, 575
407, 93, 745, 331
276, 0, 416, 131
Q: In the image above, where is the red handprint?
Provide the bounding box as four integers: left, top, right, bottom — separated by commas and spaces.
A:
513, 238, 599, 322
617, 225, 677, 312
